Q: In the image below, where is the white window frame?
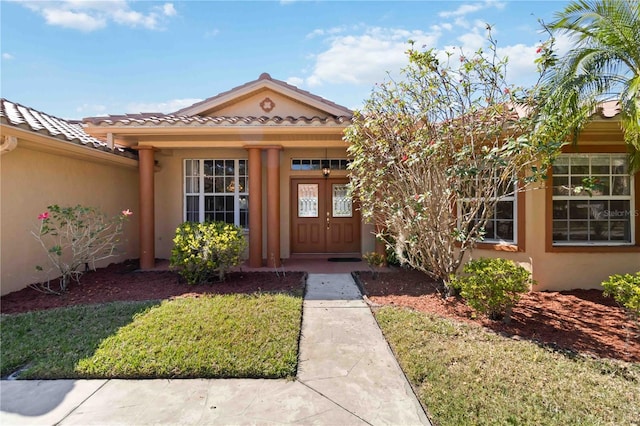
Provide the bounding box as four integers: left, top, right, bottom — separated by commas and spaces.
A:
551, 153, 635, 246
183, 159, 249, 228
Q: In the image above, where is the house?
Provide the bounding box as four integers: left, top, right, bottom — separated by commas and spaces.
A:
1, 74, 637, 295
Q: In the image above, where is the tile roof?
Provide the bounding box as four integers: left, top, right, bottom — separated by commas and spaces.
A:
83, 114, 353, 127
0, 98, 136, 158
173, 72, 353, 117
82, 73, 354, 128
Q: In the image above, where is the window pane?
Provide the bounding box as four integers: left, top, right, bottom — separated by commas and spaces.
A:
495, 220, 513, 240
552, 156, 569, 175
225, 177, 234, 193
214, 160, 224, 176
569, 200, 589, 219
225, 160, 234, 175
553, 176, 570, 196
591, 156, 610, 174
590, 221, 609, 241
553, 221, 568, 241
204, 177, 214, 193
186, 177, 199, 193
333, 184, 352, 217
611, 157, 628, 174
570, 156, 589, 174
298, 184, 318, 217
610, 221, 631, 241
609, 200, 631, 219
204, 160, 213, 177
483, 220, 495, 239
553, 200, 568, 219
592, 176, 610, 196
612, 176, 631, 196
186, 195, 199, 222
240, 195, 249, 228
496, 201, 514, 220
569, 221, 589, 241
214, 177, 225, 193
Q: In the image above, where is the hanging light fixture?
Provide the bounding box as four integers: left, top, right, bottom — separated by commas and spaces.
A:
322, 149, 330, 178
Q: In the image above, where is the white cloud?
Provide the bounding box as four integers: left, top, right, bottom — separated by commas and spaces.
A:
439, 0, 506, 18
16, 0, 176, 32
439, 3, 484, 18
126, 98, 203, 114
306, 26, 348, 39
2, 53, 15, 60
162, 3, 177, 17
112, 8, 157, 29
42, 7, 107, 31
301, 27, 440, 88
286, 77, 304, 87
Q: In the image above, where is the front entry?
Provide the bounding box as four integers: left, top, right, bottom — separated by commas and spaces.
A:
291, 178, 361, 254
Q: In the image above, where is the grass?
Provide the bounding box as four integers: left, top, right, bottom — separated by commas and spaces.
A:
375, 306, 640, 426
1, 293, 302, 379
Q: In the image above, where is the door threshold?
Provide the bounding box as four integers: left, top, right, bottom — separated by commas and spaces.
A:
289, 253, 362, 259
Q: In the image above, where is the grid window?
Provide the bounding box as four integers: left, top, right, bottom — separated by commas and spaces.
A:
291, 158, 351, 171
551, 154, 634, 245
184, 159, 249, 228
460, 173, 517, 244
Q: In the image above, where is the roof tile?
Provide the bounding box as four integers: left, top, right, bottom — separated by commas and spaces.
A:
1, 98, 136, 159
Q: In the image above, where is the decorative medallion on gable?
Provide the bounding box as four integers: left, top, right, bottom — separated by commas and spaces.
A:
259, 97, 275, 113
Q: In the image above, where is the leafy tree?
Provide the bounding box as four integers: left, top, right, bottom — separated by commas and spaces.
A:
539, 0, 640, 169
345, 33, 562, 294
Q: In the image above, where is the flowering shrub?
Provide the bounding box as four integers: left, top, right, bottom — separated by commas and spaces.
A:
170, 221, 247, 285
32, 205, 133, 294
450, 258, 535, 323
345, 30, 563, 295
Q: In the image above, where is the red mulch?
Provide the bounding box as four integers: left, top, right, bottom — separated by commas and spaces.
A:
2, 262, 638, 363
357, 268, 639, 363
0, 260, 305, 315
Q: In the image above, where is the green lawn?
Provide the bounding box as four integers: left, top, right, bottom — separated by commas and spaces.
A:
1, 293, 302, 379
375, 306, 640, 426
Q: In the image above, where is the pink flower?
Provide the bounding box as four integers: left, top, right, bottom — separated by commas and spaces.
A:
122, 209, 133, 216
459, 56, 466, 62
504, 88, 510, 94
401, 154, 409, 162
38, 212, 49, 220
414, 194, 420, 201
536, 47, 542, 54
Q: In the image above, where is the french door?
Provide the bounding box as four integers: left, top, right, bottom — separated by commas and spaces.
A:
290, 178, 360, 254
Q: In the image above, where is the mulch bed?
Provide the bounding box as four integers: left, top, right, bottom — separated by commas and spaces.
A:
0, 260, 305, 315
357, 268, 639, 363
2, 261, 637, 363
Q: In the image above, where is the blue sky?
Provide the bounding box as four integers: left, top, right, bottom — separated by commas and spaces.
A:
1, 0, 572, 119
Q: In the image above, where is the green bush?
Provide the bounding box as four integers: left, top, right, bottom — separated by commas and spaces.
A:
602, 272, 640, 320
451, 258, 534, 323
170, 221, 247, 285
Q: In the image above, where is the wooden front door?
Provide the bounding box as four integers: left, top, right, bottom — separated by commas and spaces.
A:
291, 178, 360, 254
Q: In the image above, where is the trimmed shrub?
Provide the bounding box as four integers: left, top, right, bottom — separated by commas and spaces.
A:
451, 257, 534, 323
602, 272, 640, 321
170, 221, 247, 285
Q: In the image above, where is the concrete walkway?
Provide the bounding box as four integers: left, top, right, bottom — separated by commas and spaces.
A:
1, 274, 430, 425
